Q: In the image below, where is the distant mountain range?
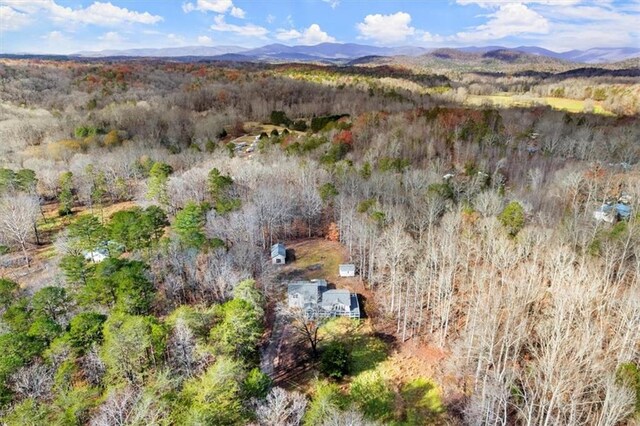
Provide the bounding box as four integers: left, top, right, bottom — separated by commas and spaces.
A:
65, 43, 640, 64
75, 45, 248, 58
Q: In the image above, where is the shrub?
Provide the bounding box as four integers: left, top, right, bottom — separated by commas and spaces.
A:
498, 201, 525, 237
291, 120, 307, 131
319, 182, 338, 202
311, 114, 348, 132
321, 142, 350, 164
616, 362, 640, 413
350, 371, 394, 421
377, 157, 410, 173
320, 341, 350, 379
304, 380, 347, 425
74, 126, 100, 138
243, 367, 272, 399
270, 110, 291, 126
67, 312, 107, 354
357, 199, 375, 214
103, 130, 121, 147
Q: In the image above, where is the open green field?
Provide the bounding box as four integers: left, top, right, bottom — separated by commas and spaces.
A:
466, 94, 613, 115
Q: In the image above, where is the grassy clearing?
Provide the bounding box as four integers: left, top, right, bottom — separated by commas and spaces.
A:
31, 200, 139, 264
318, 318, 445, 425
283, 238, 345, 282
320, 318, 389, 375
544, 96, 610, 114
400, 378, 445, 424
466, 94, 614, 115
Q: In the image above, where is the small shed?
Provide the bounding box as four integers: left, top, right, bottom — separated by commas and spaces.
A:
339, 264, 356, 277
271, 243, 286, 265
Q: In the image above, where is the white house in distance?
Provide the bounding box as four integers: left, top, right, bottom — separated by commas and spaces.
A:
339, 264, 356, 277
271, 243, 286, 265
84, 248, 108, 263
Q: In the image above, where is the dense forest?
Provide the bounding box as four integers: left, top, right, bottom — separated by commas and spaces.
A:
0, 57, 639, 425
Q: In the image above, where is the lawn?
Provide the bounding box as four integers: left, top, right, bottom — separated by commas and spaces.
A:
281, 238, 346, 282
466, 94, 614, 115
544, 96, 611, 114
318, 317, 446, 425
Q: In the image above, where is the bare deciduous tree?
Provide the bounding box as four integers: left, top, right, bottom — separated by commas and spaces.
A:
81, 344, 106, 386
167, 317, 199, 379
10, 362, 54, 400
90, 387, 140, 426
0, 193, 40, 267
279, 303, 327, 358
255, 387, 307, 426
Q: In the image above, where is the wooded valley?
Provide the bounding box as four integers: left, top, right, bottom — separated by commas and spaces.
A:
0, 56, 639, 425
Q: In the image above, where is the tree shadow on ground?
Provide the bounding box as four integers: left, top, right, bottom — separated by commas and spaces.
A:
398, 378, 445, 424
348, 332, 393, 375
285, 248, 296, 263
357, 294, 370, 319
320, 318, 396, 376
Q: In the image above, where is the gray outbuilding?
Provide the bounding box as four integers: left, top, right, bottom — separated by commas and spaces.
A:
271, 243, 286, 265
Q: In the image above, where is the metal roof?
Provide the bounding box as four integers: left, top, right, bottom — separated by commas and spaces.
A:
339, 264, 355, 272
287, 279, 359, 317
271, 243, 286, 258
319, 289, 359, 315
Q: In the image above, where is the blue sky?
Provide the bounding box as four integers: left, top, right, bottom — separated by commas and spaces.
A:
1, 0, 638, 53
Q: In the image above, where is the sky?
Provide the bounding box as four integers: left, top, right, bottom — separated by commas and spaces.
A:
0, 0, 639, 54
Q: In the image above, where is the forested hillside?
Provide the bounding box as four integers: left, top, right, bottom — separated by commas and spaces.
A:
0, 58, 639, 425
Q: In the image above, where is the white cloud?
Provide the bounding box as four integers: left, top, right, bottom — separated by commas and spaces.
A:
41, 30, 68, 42
183, 0, 232, 13
99, 31, 124, 43
167, 33, 186, 45
230, 6, 245, 18
197, 35, 214, 45
210, 15, 269, 37
421, 32, 445, 43
356, 12, 416, 44
266, 14, 275, 24
182, 0, 244, 17
322, 0, 340, 8
275, 28, 302, 41
452, 0, 639, 50
275, 24, 335, 44
0, 5, 31, 31
530, 3, 640, 50
455, 3, 549, 42
2, 0, 162, 29
456, 0, 582, 7
299, 24, 335, 44
50, 1, 162, 25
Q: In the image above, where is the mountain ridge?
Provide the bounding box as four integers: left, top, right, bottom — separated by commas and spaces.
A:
63, 43, 640, 64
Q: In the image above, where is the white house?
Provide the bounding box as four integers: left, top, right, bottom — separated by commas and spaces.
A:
84, 248, 108, 263
271, 243, 286, 265
287, 279, 360, 319
339, 264, 356, 277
